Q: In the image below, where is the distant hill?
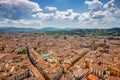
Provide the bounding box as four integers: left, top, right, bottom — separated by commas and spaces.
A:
0, 27, 63, 32
0, 27, 120, 36
39, 27, 62, 31
0, 27, 38, 32
45, 27, 120, 36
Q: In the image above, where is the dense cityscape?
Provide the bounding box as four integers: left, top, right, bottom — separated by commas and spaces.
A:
0, 0, 120, 80
0, 32, 120, 80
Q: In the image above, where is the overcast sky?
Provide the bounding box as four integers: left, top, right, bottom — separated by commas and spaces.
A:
0, 0, 120, 29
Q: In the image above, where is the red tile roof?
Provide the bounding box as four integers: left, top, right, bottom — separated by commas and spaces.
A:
88, 74, 99, 80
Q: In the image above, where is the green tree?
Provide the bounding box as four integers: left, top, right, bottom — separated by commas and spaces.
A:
17, 49, 27, 54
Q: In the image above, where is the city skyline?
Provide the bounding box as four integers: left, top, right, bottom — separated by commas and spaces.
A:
0, 0, 120, 29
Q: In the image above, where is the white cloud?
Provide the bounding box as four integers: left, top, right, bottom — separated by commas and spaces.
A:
102, 10, 115, 22
54, 9, 80, 20
103, 0, 118, 13
92, 11, 105, 19
79, 12, 91, 21
33, 9, 80, 21
102, 0, 120, 23
85, 0, 103, 12
0, 0, 42, 20
78, 0, 120, 28
0, 19, 43, 28
35, 13, 54, 20
45, 6, 57, 12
